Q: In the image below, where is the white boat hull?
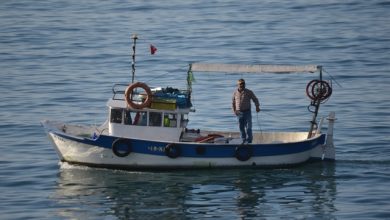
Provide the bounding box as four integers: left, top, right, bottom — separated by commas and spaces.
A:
44, 120, 334, 170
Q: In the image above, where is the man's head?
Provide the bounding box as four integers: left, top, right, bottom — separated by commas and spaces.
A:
237, 79, 245, 91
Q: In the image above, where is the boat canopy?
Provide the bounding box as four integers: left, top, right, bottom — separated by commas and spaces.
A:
190, 63, 320, 73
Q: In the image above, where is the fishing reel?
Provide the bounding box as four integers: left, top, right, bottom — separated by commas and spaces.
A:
306, 79, 332, 103
306, 79, 332, 113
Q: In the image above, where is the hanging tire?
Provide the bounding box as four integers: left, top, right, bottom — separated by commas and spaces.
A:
235, 145, 252, 161
112, 138, 132, 157
165, 143, 180, 159
125, 82, 152, 109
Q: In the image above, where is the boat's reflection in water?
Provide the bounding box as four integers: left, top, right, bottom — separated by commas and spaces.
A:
52, 162, 337, 219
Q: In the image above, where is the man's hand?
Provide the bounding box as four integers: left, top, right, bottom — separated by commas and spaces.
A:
256, 106, 260, 112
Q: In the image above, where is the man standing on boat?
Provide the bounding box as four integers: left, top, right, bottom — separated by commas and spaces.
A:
232, 79, 260, 144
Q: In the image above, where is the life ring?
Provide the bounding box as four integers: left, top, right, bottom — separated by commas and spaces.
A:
165, 143, 180, 159
112, 138, 132, 157
125, 82, 152, 109
235, 145, 252, 161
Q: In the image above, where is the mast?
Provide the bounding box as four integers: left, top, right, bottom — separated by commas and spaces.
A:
131, 34, 138, 83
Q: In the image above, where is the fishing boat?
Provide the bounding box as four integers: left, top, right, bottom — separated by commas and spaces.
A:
42, 36, 336, 170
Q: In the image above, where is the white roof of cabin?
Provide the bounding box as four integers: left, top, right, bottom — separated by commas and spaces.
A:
106, 98, 192, 113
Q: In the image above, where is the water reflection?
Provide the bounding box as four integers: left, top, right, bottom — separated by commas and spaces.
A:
52, 162, 336, 219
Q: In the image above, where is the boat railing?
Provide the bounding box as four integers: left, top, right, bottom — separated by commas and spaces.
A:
112, 83, 128, 100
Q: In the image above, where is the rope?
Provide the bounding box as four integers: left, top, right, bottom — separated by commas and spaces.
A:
323, 68, 342, 88
257, 108, 307, 124
140, 64, 189, 85
142, 71, 171, 84
256, 112, 262, 133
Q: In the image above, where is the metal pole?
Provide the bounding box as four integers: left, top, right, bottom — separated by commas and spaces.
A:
308, 100, 320, 138
131, 34, 138, 83
307, 66, 323, 138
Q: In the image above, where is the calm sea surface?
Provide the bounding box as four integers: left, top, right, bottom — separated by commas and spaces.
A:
1, 0, 389, 219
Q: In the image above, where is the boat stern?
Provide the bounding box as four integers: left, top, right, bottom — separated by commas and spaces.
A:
310, 112, 336, 161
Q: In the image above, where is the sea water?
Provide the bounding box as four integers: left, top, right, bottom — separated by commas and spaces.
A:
1, 0, 389, 219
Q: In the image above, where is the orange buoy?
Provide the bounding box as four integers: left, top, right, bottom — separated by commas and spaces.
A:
125, 82, 152, 109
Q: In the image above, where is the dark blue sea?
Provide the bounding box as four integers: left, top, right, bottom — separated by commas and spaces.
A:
1, 0, 389, 219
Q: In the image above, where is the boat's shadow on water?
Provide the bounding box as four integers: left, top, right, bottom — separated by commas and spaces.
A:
51, 162, 337, 219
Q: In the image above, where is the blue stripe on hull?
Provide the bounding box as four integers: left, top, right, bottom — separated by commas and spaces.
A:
53, 131, 326, 158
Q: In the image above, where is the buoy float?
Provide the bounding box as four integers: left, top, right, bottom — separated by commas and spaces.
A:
125, 82, 152, 109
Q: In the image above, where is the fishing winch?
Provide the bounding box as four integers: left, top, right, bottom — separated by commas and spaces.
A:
306, 67, 333, 138
306, 79, 332, 103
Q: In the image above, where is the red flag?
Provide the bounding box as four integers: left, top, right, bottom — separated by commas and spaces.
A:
150, 44, 157, 55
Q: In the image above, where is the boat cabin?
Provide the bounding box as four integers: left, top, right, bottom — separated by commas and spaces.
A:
107, 88, 192, 142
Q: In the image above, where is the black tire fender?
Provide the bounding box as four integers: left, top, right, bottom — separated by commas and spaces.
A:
235, 145, 252, 161
165, 143, 180, 159
112, 138, 132, 157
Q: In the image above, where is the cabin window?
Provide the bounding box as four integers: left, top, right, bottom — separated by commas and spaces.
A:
110, 108, 123, 124
164, 113, 177, 128
181, 114, 189, 128
149, 112, 162, 127
124, 110, 133, 125
124, 110, 141, 125
133, 111, 147, 126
